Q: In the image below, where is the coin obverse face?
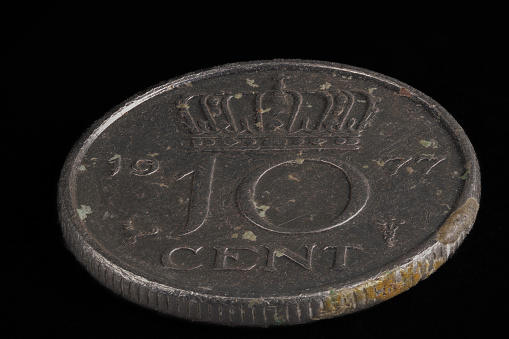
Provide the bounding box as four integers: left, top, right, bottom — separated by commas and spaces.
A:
58, 60, 480, 326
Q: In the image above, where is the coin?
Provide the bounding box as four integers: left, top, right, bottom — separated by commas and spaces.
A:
58, 60, 480, 326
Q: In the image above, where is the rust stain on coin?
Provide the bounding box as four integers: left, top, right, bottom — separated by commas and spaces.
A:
318, 198, 480, 320
58, 60, 480, 326
437, 198, 479, 245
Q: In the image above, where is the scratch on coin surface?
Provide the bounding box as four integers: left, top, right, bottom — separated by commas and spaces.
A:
277, 213, 307, 227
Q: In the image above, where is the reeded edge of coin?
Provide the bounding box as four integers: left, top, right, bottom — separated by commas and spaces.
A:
58, 59, 480, 326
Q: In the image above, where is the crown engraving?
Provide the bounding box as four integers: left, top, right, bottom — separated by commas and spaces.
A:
176, 75, 379, 151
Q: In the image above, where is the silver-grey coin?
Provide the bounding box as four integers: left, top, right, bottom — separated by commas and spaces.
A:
58, 60, 480, 326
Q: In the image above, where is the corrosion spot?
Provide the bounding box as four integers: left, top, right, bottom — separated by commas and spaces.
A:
176, 102, 190, 109
437, 198, 479, 244
253, 202, 270, 218
257, 108, 271, 114
460, 164, 471, 180
288, 174, 299, 181
242, 231, 257, 241
108, 154, 121, 161
317, 252, 446, 320
419, 139, 439, 148
319, 82, 332, 90
246, 78, 259, 87
77, 205, 92, 221
396, 87, 412, 97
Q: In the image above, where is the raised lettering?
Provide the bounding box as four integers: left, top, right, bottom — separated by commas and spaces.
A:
213, 246, 259, 271
323, 245, 361, 270
131, 158, 159, 176
265, 245, 317, 271
177, 156, 216, 236
237, 158, 369, 234
161, 246, 203, 270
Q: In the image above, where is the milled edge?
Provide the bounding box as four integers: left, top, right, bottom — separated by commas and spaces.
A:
60, 197, 480, 326
58, 59, 481, 327
315, 198, 479, 320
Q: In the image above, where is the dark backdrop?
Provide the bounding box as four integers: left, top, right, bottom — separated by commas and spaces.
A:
3, 5, 506, 338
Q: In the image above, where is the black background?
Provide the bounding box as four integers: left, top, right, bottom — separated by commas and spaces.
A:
3, 5, 507, 338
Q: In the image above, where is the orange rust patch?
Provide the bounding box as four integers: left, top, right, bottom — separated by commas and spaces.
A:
318, 261, 429, 318
437, 198, 479, 244
317, 198, 479, 320
364, 263, 419, 302
317, 252, 449, 319
433, 257, 446, 271
396, 87, 412, 97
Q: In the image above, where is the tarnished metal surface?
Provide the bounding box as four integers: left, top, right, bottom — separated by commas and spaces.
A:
58, 60, 480, 326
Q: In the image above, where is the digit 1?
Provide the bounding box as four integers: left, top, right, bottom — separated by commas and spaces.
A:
108, 154, 122, 176
177, 156, 217, 236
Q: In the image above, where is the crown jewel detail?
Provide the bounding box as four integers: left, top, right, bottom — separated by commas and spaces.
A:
176, 75, 379, 151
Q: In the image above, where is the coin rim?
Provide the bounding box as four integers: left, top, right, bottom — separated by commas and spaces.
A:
58, 59, 480, 326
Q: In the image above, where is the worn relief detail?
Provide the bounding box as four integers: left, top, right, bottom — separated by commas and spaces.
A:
175, 75, 380, 151
237, 158, 370, 234
176, 156, 216, 236
161, 245, 362, 272
123, 218, 159, 244
376, 218, 405, 247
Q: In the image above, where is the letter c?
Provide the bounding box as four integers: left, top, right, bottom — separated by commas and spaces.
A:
161, 246, 203, 270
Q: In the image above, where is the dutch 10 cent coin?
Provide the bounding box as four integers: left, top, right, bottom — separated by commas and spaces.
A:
58, 60, 480, 326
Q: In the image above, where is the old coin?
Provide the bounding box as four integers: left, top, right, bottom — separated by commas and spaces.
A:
58, 60, 480, 326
